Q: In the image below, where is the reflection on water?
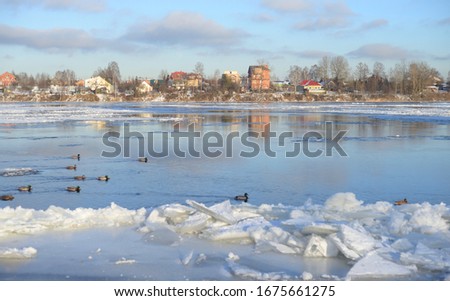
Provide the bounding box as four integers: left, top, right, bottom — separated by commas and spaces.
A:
0, 102, 449, 210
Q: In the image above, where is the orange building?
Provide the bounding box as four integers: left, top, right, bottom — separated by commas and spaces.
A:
248, 65, 270, 91
0, 72, 16, 87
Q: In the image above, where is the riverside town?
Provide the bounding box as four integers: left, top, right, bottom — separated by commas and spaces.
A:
1, 58, 449, 103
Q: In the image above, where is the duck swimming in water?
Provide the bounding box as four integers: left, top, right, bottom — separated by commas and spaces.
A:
66, 164, 77, 170
74, 175, 86, 181
18, 185, 32, 192
394, 198, 408, 206
66, 186, 81, 193
234, 193, 249, 202
1, 195, 14, 201
138, 157, 148, 163
71, 154, 80, 161
97, 175, 109, 181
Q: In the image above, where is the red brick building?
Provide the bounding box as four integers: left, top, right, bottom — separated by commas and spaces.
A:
248, 65, 270, 91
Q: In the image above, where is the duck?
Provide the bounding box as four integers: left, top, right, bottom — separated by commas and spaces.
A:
71, 154, 80, 161
66, 164, 77, 170
1, 195, 14, 201
18, 185, 32, 192
66, 186, 81, 193
234, 193, 249, 202
138, 157, 148, 163
97, 175, 109, 181
74, 175, 86, 181
394, 198, 408, 206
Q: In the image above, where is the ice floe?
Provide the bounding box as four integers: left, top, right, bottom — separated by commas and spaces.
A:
346, 251, 417, 280
0, 247, 37, 259
1, 192, 449, 280
1, 168, 39, 177
141, 193, 450, 279
0, 202, 146, 238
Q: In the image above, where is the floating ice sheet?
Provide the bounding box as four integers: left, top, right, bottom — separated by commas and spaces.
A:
1, 193, 449, 280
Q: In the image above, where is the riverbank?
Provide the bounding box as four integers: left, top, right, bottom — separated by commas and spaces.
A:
1, 91, 450, 103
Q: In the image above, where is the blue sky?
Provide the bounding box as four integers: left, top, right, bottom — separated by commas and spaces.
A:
0, 0, 449, 80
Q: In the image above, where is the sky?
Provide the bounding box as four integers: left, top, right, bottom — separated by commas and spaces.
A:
0, 0, 449, 80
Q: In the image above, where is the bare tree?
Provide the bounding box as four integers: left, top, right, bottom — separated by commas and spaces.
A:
409, 61, 432, 95
373, 62, 386, 78
318, 56, 330, 81
107, 61, 121, 87
94, 61, 121, 93
330, 56, 350, 91
194, 62, 204, 77
354, 62, 369, 93
288, 65, 305, 85
53, 70, 76, 86
158, 69, 168, 80
390, 60, 408, 94
309, 64, 320, 82
36, 73, 51, 90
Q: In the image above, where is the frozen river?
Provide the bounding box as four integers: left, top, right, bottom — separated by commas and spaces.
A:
0, 101, 449, 280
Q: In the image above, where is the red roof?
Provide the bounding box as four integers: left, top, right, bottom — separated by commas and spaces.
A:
299, 80, 321, 86
0, 72, 16, 86
170, 71, 187, 81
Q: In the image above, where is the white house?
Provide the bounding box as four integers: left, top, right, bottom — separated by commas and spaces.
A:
137, 80, 153, 95
84, 76, 113, 94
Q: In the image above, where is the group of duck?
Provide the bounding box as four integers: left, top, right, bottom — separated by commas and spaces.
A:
0, 153, 119, 202
0, 152, 404, 205
64, 154, 111, 194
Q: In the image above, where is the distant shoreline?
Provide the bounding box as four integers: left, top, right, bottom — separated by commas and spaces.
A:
1, 91, 450, 103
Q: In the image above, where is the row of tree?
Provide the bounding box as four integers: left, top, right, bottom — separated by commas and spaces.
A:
8, 58, 450, 96
287, 56, 446, 95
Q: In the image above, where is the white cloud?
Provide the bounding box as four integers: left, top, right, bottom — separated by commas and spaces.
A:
0, 24, 107, 51
261, 0, 311, 13
292, 1, 356, 31
124, 11, 249, 48
347, 44, 410, 60
360, 19, 388, 30
0, 0, 106, 12
252, 13, 276, 23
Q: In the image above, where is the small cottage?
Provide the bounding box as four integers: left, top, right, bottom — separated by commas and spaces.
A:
298, 80, 325, 94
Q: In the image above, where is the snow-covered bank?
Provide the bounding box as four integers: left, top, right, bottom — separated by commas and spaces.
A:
2, 91, 450, 104
1, 193, 449, 280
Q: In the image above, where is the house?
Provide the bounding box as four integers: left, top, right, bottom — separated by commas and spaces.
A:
170, 71, 187, 90
186, 73, 202, 89
222, 71, 241, 85
84, 76, 113, 94
137, 80, 153, 95
0, 72, 16, 87
170, 71, 187, 82
248, 65, 270, 91
297, 80, 325, 94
